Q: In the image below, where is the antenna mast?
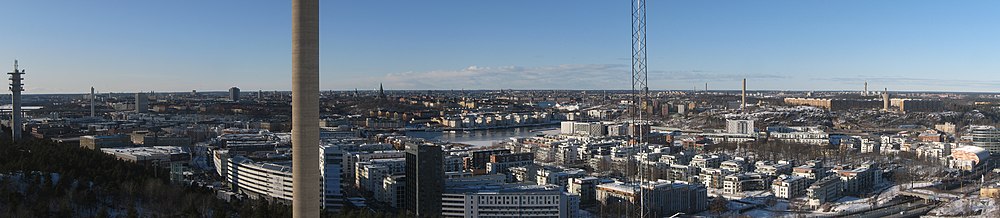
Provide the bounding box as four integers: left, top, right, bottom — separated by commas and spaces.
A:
631, 0, 649, 217
8, 60, 25, 141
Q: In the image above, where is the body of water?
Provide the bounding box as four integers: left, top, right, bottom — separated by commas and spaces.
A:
405, 125, 559, 147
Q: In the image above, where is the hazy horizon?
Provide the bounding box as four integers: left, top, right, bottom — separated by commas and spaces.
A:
2, 0, 999, 93
11, 88, 1000, 96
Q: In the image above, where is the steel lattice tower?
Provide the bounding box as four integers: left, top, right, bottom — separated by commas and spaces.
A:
631, 0, 649, 136
631, 0, 649, 217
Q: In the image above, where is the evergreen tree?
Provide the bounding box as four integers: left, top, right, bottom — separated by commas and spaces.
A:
96, 207, 110, 218
127, 204, 138, 218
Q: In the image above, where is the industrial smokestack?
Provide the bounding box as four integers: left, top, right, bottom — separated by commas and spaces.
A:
8, 60, 24, 141
291, 0, 321, 217
90, 87, 95, 117
741, 78, 747, 113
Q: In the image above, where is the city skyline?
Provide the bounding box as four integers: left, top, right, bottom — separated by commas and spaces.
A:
3, 0, 1000, 93
3, 0, 1000, 217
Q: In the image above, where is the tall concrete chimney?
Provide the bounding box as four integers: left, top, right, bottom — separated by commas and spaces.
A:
8, 60, 24, 141
292, 0, 321, 217
90, 87, 96, 117
883, 88, 890, 112
741, 78, 747, 113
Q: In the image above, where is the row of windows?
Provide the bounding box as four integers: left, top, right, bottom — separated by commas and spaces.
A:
478, 200, 559, 205
477, 195, 557, 200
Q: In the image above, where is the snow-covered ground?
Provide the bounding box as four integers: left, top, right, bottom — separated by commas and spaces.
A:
737, 199, 838, 218
741, 209, 778, 217
728, 201, 755, 211
909, 188, 962, 200
726, 178, 924, 216
927, 196, 998, 217
830, 196, 877, 213
740, 200, 791, 217
877, 181, 940, 205
877, 185, 901, 205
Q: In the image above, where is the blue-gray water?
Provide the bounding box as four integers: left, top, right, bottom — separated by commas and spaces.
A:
405, 125, 559, 147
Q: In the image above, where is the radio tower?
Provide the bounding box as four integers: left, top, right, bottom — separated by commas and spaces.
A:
631, 0, 648, 130
631, 0, 649, 217
8, 60, 25, 142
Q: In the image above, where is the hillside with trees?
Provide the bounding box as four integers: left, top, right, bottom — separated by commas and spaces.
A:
0, 129, 394, 218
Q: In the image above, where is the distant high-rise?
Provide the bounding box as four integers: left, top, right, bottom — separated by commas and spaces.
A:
135, 92, 148, 113
864, 81, 869, 96
8, 60, 25, 141
229, 86, 241, 102
405, 143, 443, 217
320, 145, 345, 211
882, 88, 890, 112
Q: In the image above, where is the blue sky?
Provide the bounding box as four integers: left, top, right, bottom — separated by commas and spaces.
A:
1, 0, 999, 93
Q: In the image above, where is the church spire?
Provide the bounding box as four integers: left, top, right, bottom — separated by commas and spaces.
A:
378, 83, 386, 99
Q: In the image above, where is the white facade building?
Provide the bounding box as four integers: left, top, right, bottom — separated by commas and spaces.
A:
213, 148, 344, 211
726, 119, 755, 134
441, 185, 578, 218
772, 175, 808, 199
560, 121, 607, 136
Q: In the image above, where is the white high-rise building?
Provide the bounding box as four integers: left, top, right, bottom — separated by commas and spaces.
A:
320, 145, 345, 211
772, 175, 808, 199
726, 119, 755, 134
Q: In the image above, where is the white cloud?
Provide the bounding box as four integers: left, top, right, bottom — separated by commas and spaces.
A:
336, 64, 628, 90
328, 64, 800, 90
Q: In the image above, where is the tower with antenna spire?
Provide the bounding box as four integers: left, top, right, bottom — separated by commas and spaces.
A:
8, 60, 25, 141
